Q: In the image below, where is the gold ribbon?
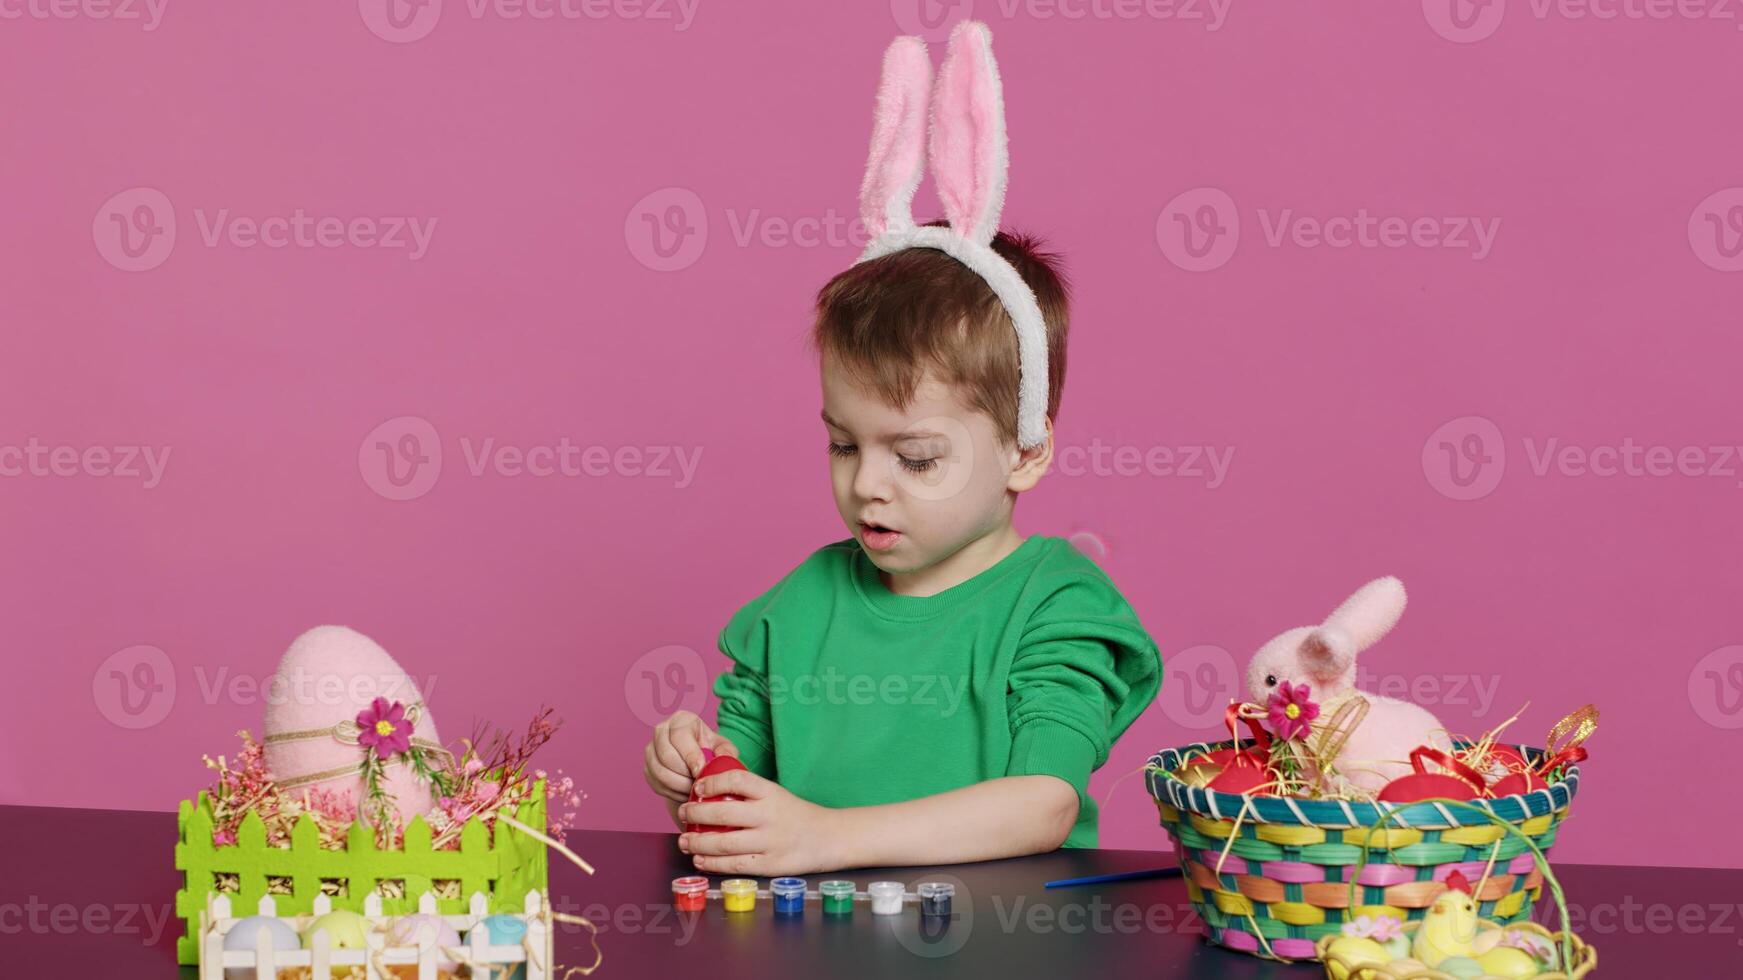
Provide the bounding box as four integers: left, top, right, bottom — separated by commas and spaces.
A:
264, 701, 455, 791
1537, 704, 1598, 774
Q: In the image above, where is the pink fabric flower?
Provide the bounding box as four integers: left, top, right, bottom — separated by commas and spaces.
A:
1266, 681, 1320, 741
356, 697, 411, 757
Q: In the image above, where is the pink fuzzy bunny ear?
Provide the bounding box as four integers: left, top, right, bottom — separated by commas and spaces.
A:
859, 36, 933, 239
929, 20, 1008, 247
1323, 577, 1408, 654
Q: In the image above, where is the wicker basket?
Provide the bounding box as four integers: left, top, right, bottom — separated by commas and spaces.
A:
1145, 741, 1580, 961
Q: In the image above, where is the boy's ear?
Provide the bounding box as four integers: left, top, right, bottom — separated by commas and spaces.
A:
1007, 415, 1054, 492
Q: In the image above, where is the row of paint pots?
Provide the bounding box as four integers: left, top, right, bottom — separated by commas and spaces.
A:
671, 877, 955, 918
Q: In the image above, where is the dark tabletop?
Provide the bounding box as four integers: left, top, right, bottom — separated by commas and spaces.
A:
2, 804, 1725, 976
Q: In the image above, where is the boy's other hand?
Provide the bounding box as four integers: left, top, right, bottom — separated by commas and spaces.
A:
643, 710, 739, 807
676, 768, 844, 877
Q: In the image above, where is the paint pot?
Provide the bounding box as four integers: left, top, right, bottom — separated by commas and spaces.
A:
671, 875, 709, 912
771, 877, 807, 915
867, 881, 905, 916
721, 878, 757, 913
819, 880, 855, 915
918, 882, 954, 918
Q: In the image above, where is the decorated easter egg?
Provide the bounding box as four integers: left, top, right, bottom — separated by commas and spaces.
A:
1472, 926, 1504, 955
1380, 933, 1412, 959
263, 626, 444, 829
687, 754, 747, 834
223, 915, 300, 980
467, 915, 528, 980
384, 913, 461, 970
1436, 955, 1484, 978
1323, 936, 1388, 980
1206, 762, 1273, 795
1385, 958, 1429, 974
1477, 945, 1544, 978
1491, 768, 1550, 797
1377, 771, 1480, 803
302, 909, 372, 949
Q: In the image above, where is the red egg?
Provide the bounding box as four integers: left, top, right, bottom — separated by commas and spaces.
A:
1490, 769, 1549, 797
686, 754, 747, 834
1378, 772, 1482, 803
1207, 763, 1274, 796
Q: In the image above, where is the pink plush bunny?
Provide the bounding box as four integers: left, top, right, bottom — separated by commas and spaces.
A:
1244, 576, 1451, 794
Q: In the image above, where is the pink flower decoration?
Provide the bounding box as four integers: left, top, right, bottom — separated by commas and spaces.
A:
1340, 914, 1403, 940
355, 697, 411, 757
1266, 681, 1320, 741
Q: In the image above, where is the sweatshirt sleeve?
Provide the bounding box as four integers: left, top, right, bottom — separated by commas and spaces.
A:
1004, 573, 1163, 814
709, 565, 800, 781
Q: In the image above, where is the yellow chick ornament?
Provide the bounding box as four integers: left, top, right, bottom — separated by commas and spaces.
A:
1412, 870, 1481, 968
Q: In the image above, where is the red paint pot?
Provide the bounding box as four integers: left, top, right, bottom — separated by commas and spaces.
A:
686, 754, 747, 834
671, 876, 709, 911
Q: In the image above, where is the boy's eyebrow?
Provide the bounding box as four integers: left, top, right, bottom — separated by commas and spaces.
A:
820, 409, 946, 441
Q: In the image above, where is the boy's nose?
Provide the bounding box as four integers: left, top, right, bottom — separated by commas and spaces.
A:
851, 456, 894, 503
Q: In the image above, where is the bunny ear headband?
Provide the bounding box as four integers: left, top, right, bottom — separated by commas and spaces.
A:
854, 21, 1050, 451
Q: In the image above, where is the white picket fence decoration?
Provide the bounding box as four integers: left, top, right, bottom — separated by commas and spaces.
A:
197, 888, 551, 980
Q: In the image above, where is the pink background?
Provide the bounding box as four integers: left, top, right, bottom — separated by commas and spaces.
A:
4, 2, 1741, 869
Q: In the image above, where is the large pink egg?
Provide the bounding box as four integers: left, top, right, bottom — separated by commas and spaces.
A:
262, 626, 444, 830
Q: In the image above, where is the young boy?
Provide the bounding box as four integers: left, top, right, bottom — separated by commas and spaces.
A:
641, 227, 1163, 876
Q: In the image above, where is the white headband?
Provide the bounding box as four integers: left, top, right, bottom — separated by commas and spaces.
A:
852, 21, 1051, 451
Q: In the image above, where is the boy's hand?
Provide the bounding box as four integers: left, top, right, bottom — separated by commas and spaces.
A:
643, 710, 738, 808
677, 768, 844, 877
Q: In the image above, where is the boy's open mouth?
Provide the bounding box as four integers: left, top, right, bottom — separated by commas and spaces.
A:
858, 521, 902, 550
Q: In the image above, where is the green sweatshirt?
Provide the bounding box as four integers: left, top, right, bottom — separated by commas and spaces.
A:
711, 534, 1163, 849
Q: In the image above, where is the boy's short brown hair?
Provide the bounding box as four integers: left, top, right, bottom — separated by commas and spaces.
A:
810, 220, 1071, 450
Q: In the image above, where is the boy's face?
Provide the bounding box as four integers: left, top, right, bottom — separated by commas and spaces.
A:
820, 350, 1043, 579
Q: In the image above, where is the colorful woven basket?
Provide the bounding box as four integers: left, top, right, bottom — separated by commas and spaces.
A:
1145, 740, 1581, 961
